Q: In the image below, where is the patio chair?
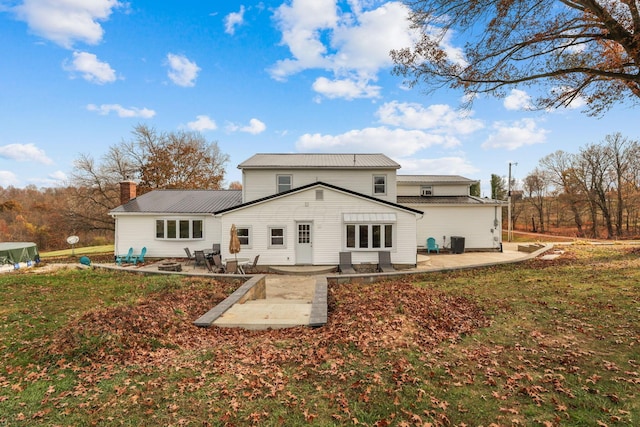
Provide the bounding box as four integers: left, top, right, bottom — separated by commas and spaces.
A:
338, 252, 356, 274
184, 247, 196, 266
245, 255, 260, 273
115, 247, 134, 265
193, 250, 207, 269
226, 259, 238, 274
212, 243, 221, 255
211, 254, 225, 273
203, 257, 215, 273
377, 250, 395, 272
427, 237, 440, 254
132, 247, 147, 265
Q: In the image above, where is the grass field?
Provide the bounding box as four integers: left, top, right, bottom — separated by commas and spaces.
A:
1, 245, 638, 426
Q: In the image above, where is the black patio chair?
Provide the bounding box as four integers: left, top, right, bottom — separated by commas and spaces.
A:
193, 250, 207, 269
338, 251, 356, 274
184, 247, 196, 266
377, 250, 395, 272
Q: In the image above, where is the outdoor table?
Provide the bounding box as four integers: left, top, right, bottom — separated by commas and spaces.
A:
224, 257, 250, 274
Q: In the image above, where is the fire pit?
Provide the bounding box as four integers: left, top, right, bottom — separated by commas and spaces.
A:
158, 262, 182, 272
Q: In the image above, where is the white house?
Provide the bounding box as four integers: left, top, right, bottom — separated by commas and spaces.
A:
110, 153, 503, 267
396, 175, 504, 251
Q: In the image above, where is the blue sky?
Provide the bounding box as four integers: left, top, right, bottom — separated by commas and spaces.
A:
0, 0, 638, 197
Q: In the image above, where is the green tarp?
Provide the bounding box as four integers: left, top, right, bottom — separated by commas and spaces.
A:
0, 242, 39, 264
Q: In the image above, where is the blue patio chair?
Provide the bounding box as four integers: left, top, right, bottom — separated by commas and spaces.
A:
426, 237, 440, 254
116, 247, 134, 265
133, 247, 147, 265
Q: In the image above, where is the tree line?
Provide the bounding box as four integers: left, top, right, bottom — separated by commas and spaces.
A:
0, 125, 232, 251
493, 133, 640, 239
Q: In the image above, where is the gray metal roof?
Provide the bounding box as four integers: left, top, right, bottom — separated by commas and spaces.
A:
238, 153, 401, 169
110, 189, 243, 214
397, 175, 477, 184
397, 196, 504, 206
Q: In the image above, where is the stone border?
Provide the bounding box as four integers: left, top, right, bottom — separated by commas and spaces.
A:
309, 276, 327, 327
194, 274, 266, 327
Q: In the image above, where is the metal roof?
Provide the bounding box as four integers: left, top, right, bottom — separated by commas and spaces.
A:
397, 196, 505, 206
215, 181, 423, 216
110, 189, 243, 214
238, 153, 401, 169
397, 175, 477, 184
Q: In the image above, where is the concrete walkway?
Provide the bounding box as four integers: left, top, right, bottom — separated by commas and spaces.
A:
212, 275, 318, 330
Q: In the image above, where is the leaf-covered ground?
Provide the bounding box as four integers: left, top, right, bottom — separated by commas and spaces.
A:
1, 245, 639, 426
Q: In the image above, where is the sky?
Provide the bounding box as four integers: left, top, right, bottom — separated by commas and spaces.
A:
0, 0, 638, 197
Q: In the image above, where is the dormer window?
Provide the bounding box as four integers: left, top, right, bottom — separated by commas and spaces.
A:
277, 174, 292, 193
421, 186, 433, 196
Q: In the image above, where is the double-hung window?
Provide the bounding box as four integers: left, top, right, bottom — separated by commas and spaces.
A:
373, 175, 386, 195
236, 226, 251, 247
277, 175, 292, 193
156, 219, 204, 240
269, 226, 286, 248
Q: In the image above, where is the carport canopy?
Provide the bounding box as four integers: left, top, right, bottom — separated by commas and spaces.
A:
0, 242, 39, 264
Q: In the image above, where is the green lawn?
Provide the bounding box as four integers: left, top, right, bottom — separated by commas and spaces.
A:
1, 245, 638, 426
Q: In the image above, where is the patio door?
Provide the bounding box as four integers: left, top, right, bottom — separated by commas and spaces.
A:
295, 222, 313, 265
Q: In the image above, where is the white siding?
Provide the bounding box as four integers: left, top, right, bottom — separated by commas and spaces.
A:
397, 183, 469, 197
413, 204, 502, 251
242, 168, 397, 204
114, 214, 220, 258
219, 186, 417, 266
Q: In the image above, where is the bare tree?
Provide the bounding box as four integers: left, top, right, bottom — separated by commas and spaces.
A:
523, 169, 549, 233
579, 143, 616, 238
392, 0, 640, 115
70, 124, 229, 232
539, 150, 586, 236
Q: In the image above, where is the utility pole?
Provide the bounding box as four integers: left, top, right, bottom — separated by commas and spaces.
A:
507, 162, 518, 242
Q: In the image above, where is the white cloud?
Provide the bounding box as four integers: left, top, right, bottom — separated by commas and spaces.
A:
224, 5, 245, 35
86, 104, 156, 118
0, 143, 53, 164
187, 115, 217, 131
312, 76, 381, 99
504, 89, 533, 111
12, 0, 123, 48
269, 1, 418, 100
0, 171, 19, 187
376, 101, 484, 135
482, 118, 549, 150
227, 118, 266, 135
166, 53, 201, 87
397, 156, 479, 176
64, 51, 116, 84
296, 126, 459, 157
31, 171, 67, 187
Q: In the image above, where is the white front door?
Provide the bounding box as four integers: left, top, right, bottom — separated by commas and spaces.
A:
295, 222, 313, 265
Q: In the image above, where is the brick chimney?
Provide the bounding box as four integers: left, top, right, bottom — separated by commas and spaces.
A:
120, 180, 137, 205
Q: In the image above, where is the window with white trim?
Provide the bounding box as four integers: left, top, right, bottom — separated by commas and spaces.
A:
236, 226, 251, 247
269, 226, 286, 248
373, 175, 387, 195
345, 223, 394, 249
156, 219, 204, 240
277, 175, 292, 193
